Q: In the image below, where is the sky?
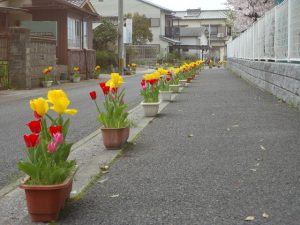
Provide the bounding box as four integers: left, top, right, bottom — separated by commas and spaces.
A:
146, 0, 227, 11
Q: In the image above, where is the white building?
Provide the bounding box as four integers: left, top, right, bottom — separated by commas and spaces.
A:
91, 0, 178, 54
173, 9, 231, 61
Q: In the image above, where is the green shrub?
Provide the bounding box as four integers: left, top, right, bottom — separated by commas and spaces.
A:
96, 50, 118, 72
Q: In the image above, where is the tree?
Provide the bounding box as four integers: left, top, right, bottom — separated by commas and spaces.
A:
226, 0, 275, 32
127, 13, 153, 45
93, 19, 118, 50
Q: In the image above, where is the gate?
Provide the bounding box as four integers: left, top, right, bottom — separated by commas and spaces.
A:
0, 33, 9, 89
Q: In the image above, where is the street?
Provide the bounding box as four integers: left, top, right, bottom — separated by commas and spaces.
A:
0, 73, 144, 189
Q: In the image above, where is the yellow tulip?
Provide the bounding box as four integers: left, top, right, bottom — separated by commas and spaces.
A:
110, 73, 124, 87
30, 97, 49, 117
47, 90, 77, 116
105, 79, 117, 90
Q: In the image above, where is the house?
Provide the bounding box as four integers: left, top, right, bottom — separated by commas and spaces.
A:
90, 0, 179, 59
173, 9, 231, 61
23, 0, 100, 78
0, 0, 99, 89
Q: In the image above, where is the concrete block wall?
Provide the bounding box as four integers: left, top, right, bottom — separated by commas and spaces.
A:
8, 27, 57, 89
228, 58, 300, 109
29, 37, 57, 87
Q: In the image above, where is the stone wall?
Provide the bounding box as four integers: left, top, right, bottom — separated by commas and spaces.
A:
9, 27, 31, 89
29, 36, 56, 87
8, 27, 56, 89
228, 58, 300, 109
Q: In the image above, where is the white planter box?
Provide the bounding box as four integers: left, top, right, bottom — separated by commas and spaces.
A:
141, 101, 161, 117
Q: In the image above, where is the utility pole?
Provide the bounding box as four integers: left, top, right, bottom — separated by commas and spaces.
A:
118, 0, 124, 75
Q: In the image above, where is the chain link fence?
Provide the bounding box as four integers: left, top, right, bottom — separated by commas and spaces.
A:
227, 0, 300, 62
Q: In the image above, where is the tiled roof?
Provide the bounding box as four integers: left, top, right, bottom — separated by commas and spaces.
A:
65, 0, 85, 7
138, 0, 172, 12
175, 10, 228, 20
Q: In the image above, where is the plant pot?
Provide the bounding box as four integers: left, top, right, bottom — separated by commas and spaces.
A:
20, 167, 77, 222
169, 84, 180, 93
159, 90, 172, 101
73, 77, 80, 83
41, 81, 53, 88
101, 127, 130, 150
179, 80, 187, 87
186, 77, 192, 83
141, 101, 161, 117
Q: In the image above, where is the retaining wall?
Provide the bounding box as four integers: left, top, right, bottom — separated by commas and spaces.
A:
228, 58, 300, 109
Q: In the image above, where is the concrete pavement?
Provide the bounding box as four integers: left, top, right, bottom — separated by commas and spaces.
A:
57, 68, 299, 225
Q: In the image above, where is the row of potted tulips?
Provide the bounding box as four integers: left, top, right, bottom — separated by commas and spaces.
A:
17, 60, 204, 223
141, 60, 205, 116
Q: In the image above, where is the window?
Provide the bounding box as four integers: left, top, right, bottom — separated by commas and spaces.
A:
68, 17, 82, 49
83, 21, 88, 48
150, 18, 160, 27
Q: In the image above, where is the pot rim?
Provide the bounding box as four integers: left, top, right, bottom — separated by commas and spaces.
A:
159, 90, 172, 93
169, 84, 180, 87
19, 165, 78, 190
101, 126, 130, 130
141, 100, 161, 105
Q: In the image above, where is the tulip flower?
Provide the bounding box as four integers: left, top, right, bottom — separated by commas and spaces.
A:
47, 90, 78, 116
166, 77, 171, 81
47, 142, 57, 153
49, 125, 62, 136
27, 120, 41, 134
24, 134, 39, 148
89, 91, 97, 100
30, 97, 49, 117
99, 82, 110, 95
53, 132, 63, 145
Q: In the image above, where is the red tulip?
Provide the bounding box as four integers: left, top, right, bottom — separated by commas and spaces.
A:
149, 79, 158, 85
34, 111, 42, 119
166, 77, 171, 81
27, 120, 41, 134
141, 79, 146, 86
49, 125, 62, 136
100, 82, 110, 95
24, 134, 39, 148
89, 91, 97, 100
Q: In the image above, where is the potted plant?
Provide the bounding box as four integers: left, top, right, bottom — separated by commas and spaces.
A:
18, 90, 78, 222
94, 65, 101, 79
41, 66, 54, 88
159, 70, 172, 101
89, 73, 131, 150
73, 66, 81, 83
140, 72, 161, 117
169, 68, 181, 93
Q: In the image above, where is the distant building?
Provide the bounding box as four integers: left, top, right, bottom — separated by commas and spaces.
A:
91, 0, 179, 55
172, 9, 231, 61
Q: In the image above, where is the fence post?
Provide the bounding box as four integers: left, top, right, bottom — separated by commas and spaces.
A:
287, 0, 291, 62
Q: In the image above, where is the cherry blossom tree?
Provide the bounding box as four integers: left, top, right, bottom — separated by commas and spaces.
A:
226, 0, 275, 32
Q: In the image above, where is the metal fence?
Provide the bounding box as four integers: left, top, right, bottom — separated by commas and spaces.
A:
227, 0, 300, 62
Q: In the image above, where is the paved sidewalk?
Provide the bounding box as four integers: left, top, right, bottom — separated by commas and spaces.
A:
56, 68, 300, 225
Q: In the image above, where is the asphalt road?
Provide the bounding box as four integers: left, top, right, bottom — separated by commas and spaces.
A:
0, 73, 144, 189
58, 69, 300, 225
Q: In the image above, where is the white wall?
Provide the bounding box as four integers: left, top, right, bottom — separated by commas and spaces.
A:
91, 0, 169, 50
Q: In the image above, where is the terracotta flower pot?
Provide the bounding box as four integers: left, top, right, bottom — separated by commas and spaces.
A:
186, 77, 192, 83
101, 127, 130, 150
141, 101, 161, 117
20, 167, 77, 222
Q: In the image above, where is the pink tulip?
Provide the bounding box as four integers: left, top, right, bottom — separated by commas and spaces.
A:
53, 132, 63, 145
48, 142, 57, 153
